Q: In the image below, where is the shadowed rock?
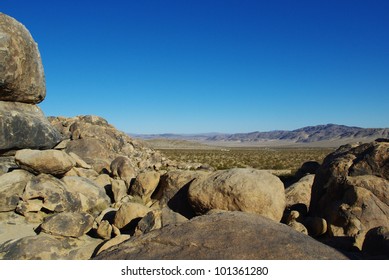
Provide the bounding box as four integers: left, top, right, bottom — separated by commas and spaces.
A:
310, 139, 389, 249
0, 102, 62, 153
94, 211, 348, 260
0, 170, 34, 212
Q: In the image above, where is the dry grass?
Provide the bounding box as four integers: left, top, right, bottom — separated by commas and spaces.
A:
158, 147, 334, 172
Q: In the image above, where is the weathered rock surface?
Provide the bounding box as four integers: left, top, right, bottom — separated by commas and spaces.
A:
113, 202, 151, 231
310, 139, 389, 249
130, 171, 160, 203
61, 176, 110, 216
111, 179, 128, 203
0, 156, 18, 175
96, 220, 113, 240
0, 102, 62, 153
134, 207, 188, 236
15, 149, 75, 176
188, 168, 286, 222
0, 234, 101, 260
17, 174, 81, 220
95, 235, 131, 256
152, 170, 207, 218
0, 212, 38, 244
40, 212, 94, 238
0, 13, 46, 104
95, 211, 348, 260
110, 156, 137, 186
49, 115, 164, 173
0, 170, 34, 212
285, 174, 314, 210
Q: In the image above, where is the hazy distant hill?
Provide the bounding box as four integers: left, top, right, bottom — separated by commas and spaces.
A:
206, 124, 389, 143
131, 124, 389, 147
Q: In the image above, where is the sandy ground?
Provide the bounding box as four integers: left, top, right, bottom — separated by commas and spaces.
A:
0, 212, 38, 244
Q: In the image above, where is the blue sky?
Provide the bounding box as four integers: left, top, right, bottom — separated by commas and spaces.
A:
2, 0, 389, 133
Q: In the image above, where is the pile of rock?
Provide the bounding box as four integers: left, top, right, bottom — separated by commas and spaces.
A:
281, 139, 389, 259
1, 13, 387, 260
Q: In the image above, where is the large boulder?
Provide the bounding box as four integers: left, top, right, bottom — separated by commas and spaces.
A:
110, 156, 137, 186
0, 170, 34, 212
130, 171, 160, 203
61, 176, 111, 216
95, 211, 348, 260
40, 212, 94, 238
152, 170, 207, 218
113, 202, 151, 232
310, 139, 389, 249
0, 234, 101, 260
15, 149, 75, 176
0, 102, 62, 153
188, 168, 286, 222
0, 13, 45, 104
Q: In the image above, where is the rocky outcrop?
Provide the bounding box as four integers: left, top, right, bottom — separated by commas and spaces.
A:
49, 115, 165, 173
188, 168, 286, 222
0, 13, 45, 103
94, 211, 348, 260
310, 139, 389, 249
1, 13, 387, 261
0, 102, 62, 153
0, 13, 61, 153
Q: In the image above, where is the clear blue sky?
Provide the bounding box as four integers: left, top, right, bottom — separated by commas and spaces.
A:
2, 0, 389, 133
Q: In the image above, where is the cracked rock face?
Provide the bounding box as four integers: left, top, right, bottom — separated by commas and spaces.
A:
94, 211, 348, 260
310, 139, 389, 248
0, 13, 46, 104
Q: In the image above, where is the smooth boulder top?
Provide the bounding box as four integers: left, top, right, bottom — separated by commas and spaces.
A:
188, 168, 286, 222
94, 211, 348, 260
0, 13, 46, 104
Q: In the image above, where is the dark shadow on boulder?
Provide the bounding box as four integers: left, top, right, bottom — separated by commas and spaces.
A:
167, 180, 196, 219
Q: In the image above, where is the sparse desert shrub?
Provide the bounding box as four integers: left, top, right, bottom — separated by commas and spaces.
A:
158, 148, 333, 172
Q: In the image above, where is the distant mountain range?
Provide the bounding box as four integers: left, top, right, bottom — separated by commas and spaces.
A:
130, 124, 389, 147
206, 124, 389, 143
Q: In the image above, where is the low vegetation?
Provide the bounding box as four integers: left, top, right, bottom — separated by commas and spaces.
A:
158, 148, 334, 172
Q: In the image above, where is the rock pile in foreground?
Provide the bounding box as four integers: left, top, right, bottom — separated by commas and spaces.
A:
1, 12, 388, 260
